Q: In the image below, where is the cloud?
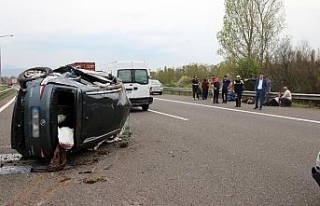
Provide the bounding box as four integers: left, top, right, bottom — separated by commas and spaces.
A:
0, 0, 319, 73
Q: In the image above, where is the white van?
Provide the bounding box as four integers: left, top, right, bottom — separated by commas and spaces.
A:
105, 61, 153, 111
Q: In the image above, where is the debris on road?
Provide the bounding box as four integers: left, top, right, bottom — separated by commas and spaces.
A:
83, 176, 107, 184
31, 144, 67, 172
104, 164, 113, 170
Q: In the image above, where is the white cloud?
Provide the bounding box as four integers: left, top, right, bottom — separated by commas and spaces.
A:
0, 0, 319, 74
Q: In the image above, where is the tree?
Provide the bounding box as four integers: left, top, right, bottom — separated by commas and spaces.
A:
217, 0, 285, 72
268, 36, 295, 91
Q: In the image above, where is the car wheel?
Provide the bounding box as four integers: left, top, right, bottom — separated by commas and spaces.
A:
18, 67, 53, 88
159, 92, 163, 95
142, 104, 149, 111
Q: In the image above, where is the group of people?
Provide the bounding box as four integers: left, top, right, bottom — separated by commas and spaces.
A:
191, 74, 243, 106
191, 73, 292, 109
253, 73, 292, 109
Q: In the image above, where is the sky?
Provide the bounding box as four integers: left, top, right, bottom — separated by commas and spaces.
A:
0, 0, 320, 76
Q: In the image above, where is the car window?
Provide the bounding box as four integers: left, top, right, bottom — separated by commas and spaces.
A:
134, 70, 148, 84
118, 69, 148, 85
118, 70, 132, 83
151, 79, 161, 85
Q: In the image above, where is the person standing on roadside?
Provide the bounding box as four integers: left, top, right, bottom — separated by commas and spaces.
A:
191, 75, 200, 100
211, 75, 220, 104
254, 73, 268, 110
233, 75, 244, 107
201, 78, 209, 100
222, 75, 232, 103
263, 75, 272, 106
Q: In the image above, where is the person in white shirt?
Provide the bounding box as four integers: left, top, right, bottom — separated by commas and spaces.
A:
280, 86, 292, 107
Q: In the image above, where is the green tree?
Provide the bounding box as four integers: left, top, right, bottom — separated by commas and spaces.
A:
217, 0, 285, 72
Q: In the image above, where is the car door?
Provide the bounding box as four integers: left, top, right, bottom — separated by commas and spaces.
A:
80, 90, 115, 144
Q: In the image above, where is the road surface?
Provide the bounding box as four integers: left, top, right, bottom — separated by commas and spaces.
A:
0, 94, 320, 205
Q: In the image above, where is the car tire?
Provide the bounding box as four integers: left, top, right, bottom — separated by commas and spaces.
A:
142, 104, 149, 111
18, 67, 53, 88
159, 92, 163, 95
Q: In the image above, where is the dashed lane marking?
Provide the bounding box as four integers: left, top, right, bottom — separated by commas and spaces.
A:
148, 109, 189, 121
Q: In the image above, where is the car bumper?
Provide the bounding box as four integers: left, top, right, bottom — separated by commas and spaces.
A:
312, 167, 320, 187
151, 88, 163, 93
129, 97, 153, 107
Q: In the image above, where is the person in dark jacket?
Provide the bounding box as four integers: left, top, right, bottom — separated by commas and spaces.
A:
254, 73, 268, 110
191, 75, 200, 100
233, 75, 244, 107
201, 78, 209, 100
222, 75, 231, 103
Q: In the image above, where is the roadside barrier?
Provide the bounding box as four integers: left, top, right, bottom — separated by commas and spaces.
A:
163, 87, 320, 107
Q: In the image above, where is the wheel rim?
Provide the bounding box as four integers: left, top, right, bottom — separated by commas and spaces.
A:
24, 70, 46, 79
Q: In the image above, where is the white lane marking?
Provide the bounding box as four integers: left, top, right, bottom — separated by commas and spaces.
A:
0, 146, 11, 148
0, 97, 16, 113
149, 109, 189, 121
154, 98, 320, 124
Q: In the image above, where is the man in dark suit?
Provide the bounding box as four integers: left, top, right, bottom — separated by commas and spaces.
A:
254, 73, 268, 110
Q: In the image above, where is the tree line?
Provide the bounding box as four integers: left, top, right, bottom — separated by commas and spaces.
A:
151, 38, 320, 94
151, 0, 320, 94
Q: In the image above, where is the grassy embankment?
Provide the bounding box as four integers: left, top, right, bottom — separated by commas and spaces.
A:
0, 85, 16, 101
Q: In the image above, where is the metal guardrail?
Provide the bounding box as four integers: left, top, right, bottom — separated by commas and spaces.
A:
163, 87, 320, 106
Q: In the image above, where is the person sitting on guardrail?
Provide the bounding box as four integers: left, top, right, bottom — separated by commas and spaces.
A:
280, 86, 292, 107
266, 92, 281, 106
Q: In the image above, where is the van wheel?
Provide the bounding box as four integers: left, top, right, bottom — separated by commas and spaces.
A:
142, 105, 149, 111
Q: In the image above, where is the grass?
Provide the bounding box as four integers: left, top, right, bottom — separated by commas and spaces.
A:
0, 85, 9, 91
0, 88, 16, 101
292, 102, 319, 109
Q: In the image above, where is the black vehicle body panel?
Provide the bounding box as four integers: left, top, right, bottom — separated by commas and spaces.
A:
312, 167, 320, 187
11, 66, 131, 160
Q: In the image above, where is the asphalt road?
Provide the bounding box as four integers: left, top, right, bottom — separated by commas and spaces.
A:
1, 94, 320, 205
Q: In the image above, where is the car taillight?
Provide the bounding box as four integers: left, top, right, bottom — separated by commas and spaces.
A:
39, 85, 46, 99
31, 107, 40, 138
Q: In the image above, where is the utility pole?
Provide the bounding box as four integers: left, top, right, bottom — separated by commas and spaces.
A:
0, 34, 14, 85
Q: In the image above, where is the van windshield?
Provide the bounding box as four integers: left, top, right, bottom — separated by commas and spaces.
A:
118, 69, 148, 84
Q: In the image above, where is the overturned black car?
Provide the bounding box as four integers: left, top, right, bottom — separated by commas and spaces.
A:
11, 66, 131, 161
